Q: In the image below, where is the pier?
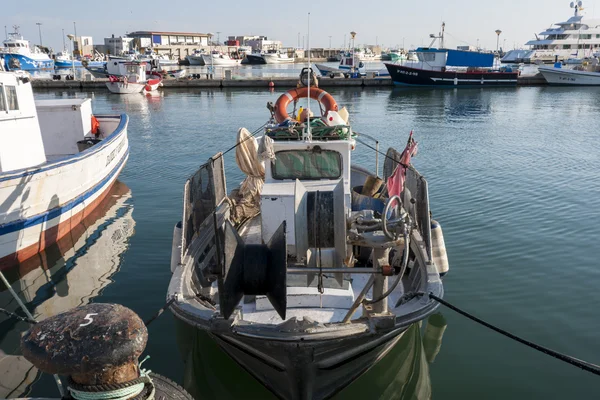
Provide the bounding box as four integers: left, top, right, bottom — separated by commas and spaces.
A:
31, 74, 548, 90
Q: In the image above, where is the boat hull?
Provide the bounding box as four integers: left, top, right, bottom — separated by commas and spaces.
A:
106, 81, 146, 94
263, 55, 294, 64
2, 54, 54, 71
245, 54, 266, 64
384, 63, 518, 87
174, 313, 409, 400
538, 66, 600, 85
187, 56, 205, 66
54, 59, 83, 68
0, 115, 129, 269
202, 55, 241, 66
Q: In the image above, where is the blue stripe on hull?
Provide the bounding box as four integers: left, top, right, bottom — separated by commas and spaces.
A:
0, 149, 129, 237
2, 54, 54, 71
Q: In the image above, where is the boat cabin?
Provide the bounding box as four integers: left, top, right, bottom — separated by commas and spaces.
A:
106, 60, 147, 79
260, 133, 353, 267
406, 48, 494, 71
0, 71, 118, 173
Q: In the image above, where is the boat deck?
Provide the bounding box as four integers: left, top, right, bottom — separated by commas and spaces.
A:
237, 215, 411, 325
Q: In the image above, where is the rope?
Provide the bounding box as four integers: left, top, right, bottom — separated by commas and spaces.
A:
423, 292, 600, 377
144, 298, 176, 327
68, 356, 153, 400
220, 121, 269, 157
0, 306, 37, 324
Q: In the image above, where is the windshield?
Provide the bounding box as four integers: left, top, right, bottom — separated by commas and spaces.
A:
272, 149, 342, 180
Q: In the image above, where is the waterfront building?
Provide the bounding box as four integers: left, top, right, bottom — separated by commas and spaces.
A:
127, 31, 210, 60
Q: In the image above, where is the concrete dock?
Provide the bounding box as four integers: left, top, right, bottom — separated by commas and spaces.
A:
31, 74, 548, 90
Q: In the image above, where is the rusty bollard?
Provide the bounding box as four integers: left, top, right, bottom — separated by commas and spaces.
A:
21, 303, 147, 386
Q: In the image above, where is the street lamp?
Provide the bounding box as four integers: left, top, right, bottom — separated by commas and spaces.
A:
350, 31, 357, 71
36, 22, 43, 47
66, 34, 75, 78
495, 29, 502, 53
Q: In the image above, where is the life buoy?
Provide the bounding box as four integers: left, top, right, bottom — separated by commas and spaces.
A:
274, 87, 338, 123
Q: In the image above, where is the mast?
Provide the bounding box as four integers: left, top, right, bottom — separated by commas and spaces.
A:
307, 12, 311, 140
440, 22, 445, 49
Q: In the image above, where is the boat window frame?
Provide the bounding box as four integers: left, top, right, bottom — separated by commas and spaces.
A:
0, 84, 7, 113
5, 85, 19, 112
271, 148, 343, 181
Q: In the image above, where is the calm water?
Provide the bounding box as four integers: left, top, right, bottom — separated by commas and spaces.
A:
2, 84, 600, 399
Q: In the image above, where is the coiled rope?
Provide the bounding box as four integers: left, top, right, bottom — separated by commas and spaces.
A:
68, 356, 153, 400
421, 292, 600, 377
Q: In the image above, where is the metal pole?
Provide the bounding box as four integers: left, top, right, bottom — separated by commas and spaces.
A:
4, 26, 7, 40
62, 29, 65, 50
375, 141, 379, 177
36, 23, 42, 47
287, 267, 382, 274
73, 22, 77, 57
328, 35, 332, 49
307, 12, 311, 139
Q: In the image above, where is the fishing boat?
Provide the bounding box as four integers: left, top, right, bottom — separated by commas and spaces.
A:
385, 23, 518, 87
245, 51, 267, 64
162, 69, 187, 79
202, 50, 242, 66
167, 69, 449, 399
538, 61, 600, 85
263, 49, 295, 64
54, 50, 82, 68
1, 26, 54, 71
187, 49, 206, 66
104, 60, 162, 93
0, 68, 129, 269
315, 52, 366, 77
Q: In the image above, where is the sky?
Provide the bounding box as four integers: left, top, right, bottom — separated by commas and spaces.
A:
2, 0, 597, 52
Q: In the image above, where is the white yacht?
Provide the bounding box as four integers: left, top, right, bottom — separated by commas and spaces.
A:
503, 1, 600, 63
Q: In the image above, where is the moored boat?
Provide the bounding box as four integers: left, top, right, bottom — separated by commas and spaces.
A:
263, 49, 295, 64
187, 49, 206, 66
385, 24, 518, 87
0, 69, 129, 269
202, 50, 242, 66
1, 26, 54, 71
245, 51, 266, 64
167, 70, 449, 399
538, 61, 600, 85
54, 50, 83, 68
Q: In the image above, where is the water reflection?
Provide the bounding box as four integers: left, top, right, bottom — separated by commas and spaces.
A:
0, 181, 135, 399
176, 313, 447, 400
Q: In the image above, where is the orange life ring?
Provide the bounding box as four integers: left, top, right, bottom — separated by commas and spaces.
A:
274, 87, 338, 123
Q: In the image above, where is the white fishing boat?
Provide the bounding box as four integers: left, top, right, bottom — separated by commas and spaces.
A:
167, 69, 449, 399
0, 68, 129, 269
539, 62, 600, 85
105, 61, 162, 94
186, 49, 206, 66
202, 50, 242, 66
315, 52, 367, 77
162, 69, 186, 79
262, 49, 295, 64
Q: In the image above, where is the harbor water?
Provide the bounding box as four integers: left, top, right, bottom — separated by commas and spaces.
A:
2, 85, 600, 399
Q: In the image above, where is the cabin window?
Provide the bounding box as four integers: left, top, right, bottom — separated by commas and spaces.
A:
0, 85, 6, 112
417, 52, 435, 62
563, 45, 571, 49
272, 149, 342, 180
5, 86, 18, 111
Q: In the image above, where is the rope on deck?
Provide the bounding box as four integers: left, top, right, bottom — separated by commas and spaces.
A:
420, 292, 600, 377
